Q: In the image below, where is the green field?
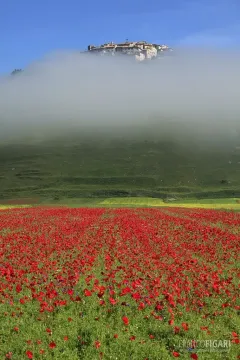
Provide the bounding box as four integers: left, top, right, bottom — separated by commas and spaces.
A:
0, 128, 239, 202
1, 198, 239, 211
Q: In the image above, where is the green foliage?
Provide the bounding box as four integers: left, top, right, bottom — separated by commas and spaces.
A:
0, 273, 238, 359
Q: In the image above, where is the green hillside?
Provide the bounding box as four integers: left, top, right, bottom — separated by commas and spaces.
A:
0, 128, 239, 202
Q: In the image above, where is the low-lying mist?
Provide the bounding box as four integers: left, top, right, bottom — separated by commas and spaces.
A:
0, 47, 240, 147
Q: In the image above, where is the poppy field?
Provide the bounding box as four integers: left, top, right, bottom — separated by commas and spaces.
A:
0, 207, 239, 359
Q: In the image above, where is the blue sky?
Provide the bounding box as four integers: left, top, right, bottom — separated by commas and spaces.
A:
1, 0, 240, 74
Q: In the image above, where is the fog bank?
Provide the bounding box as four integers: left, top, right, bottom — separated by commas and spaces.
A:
0, 48, 240, 143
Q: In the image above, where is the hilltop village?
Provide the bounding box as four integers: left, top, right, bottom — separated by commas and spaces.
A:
86, 40, 173, 61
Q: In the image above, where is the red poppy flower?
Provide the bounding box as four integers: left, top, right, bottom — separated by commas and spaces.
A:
5, 353, 13, 359
26, 350, 33, 359
122, 316, 129, 326
138, 302, 145, 310
172, 351, 180, 357
191, 354, 198, 359
94, 340, 101, 349
84, 289, 92, 297
174, 326, 180, 334
16, 284, 22, 293
49, 341, 56, 349
109, 297, 117, 305
182, 322, 189, 331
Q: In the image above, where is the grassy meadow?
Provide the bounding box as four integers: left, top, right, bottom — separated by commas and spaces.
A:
0, 128, 239, 203
0, 198, 240, 210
